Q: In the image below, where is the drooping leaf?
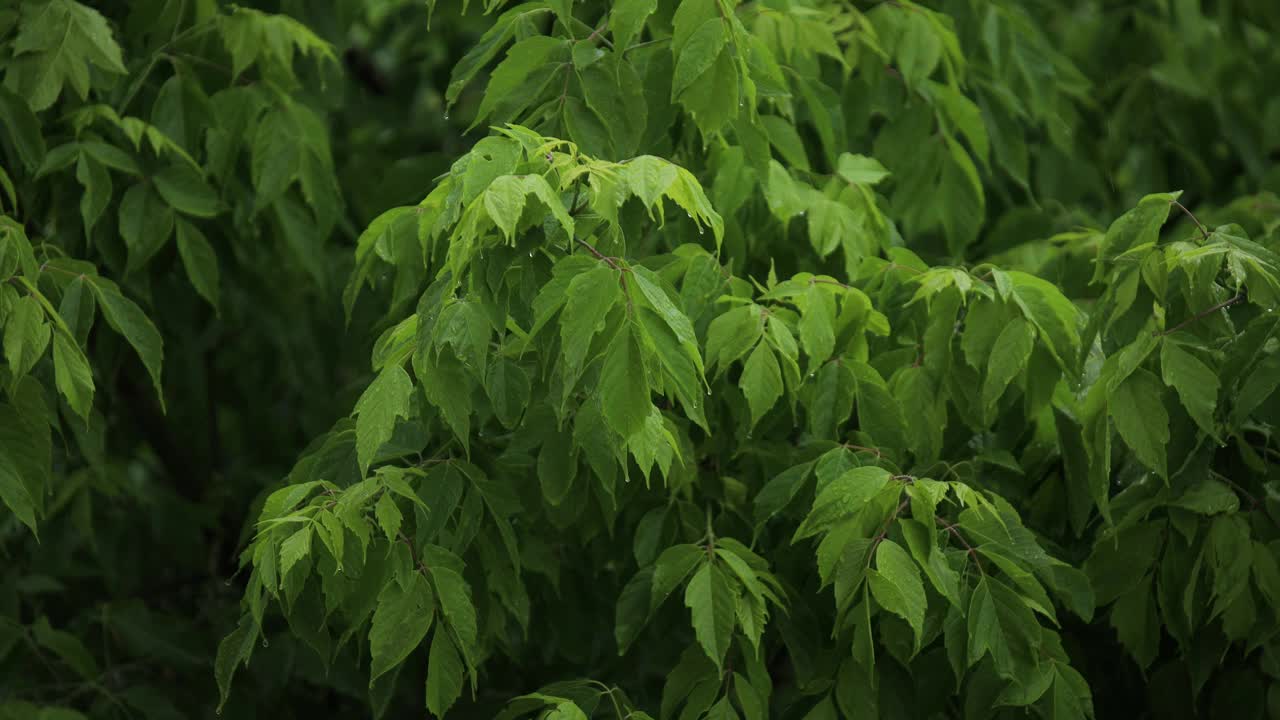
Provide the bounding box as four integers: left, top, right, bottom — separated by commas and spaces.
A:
355, 365, 414, 474
684, 561, 736, 670
370, 575, 435, 683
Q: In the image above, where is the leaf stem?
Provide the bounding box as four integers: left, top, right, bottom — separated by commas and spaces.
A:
1170, 199, 1210, 240
575, 238, 623, 271
842, 443, 883, 458
1154, 292, 1245, 336
623, 37, 671, 55
935, 516, 985, 575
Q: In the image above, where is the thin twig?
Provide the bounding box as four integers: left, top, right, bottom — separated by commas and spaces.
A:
842, 443, 883, 458
866, 499, 910, 564
1213, 472, 1260, 511
935, 516, 985, 575
622, 37, 670, 55
1170, 199, 1210, 240
1154, 293, 1245, 336
575, 238, 623, 270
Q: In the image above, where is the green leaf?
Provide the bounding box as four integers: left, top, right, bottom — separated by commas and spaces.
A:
808, 199, 861, 259
426, 628, 465, 718
1110, 575, 1159, 669
560, 265, 620, 379
174, 218, 220, 310
153, 164, 221, 217
850, 361, 910, 451
1171, 478, 1238, 515
219, 6, 335, 78
0, 446, 38, 537
74, 154, 110, 234
761, 114, 811, 173
740, 343, 782, 430
3, 295, 50, 384
1160, 342, 1219, 439
89, 280, 165, 408
374, 493, 403, 541
118, 183, 175, 271
435, 300, 490, 376
981, 318, 1035, 423
684, 561, 736, 669
999, 270, 1081, 376
215, 615, 257, 711
622, 155, 678, 210
355, 365, 414, 474
966, 577, 1041, 679
370, 575, 435, 683
279, 526, 312, 579
483, 175, 528, 242
651, 544, 705, 612
418, 351, 473, 452
707, 305, 763, 375
795, 467, 893, 541
1041, 666, 1094, 720
473, 36, 567, 129
867, 539, 927, 653
615, 567, 654, 654
52, 331, 94, 419
1094, 193, 1176, 281
1109, 368, 1169, 478
538, 428, 577, 506
431, 566, 478, 660
672, 19, 728, 100
579, 52, 647, 157
612, 0, 656, 50
798, 285, 836, 365
599, 323, 651, 439
0, 86, 46, 169
806, 360, 856, 441
8, 0, 128, 111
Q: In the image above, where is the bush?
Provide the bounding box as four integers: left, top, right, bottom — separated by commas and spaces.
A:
2, 2, 1280, 719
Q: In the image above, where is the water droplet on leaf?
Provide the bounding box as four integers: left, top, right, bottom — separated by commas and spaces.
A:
261, 639, 269, 648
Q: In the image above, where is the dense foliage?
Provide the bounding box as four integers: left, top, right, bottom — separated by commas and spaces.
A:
3, 1, 1280, 718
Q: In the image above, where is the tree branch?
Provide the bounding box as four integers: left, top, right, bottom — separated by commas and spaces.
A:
1154, 293, 1245, 336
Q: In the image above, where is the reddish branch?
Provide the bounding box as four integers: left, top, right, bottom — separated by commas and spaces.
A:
575, 238, 624, 271
1170, 199, 1210, 240
935, 516, 985, 575
1154, 293, 1245, 336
